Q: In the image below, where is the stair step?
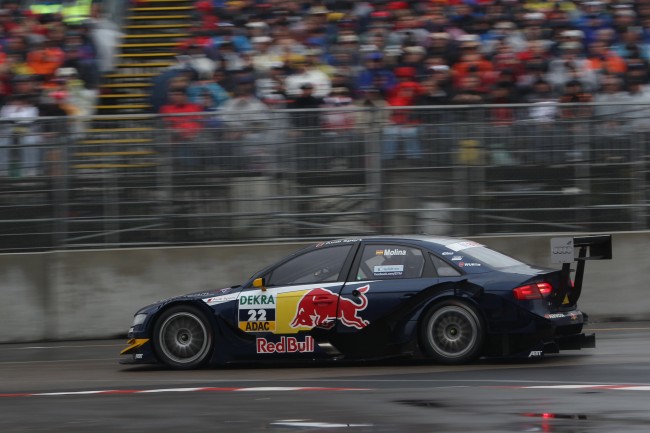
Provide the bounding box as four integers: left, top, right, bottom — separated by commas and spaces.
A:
117, 52, 177, 58
128, 14, 191, 20
95, 104, 152, 110
104, 73, 157, 78
87, 127, 154, 132
74, 151, 157, 157
101, 83, 153, 89
119, 42, 179, 48
100, 83, 152, 89
116, 62, 174, 68
129, 6, 193, 11
125, 23, 192, 29
72, 163, 157, 169
99, 93, 149, 98
124, 33, 189, 39
137, 0, 193, 3
80, 138, 154, 144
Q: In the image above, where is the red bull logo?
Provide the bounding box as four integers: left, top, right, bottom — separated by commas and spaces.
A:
290, 285, 370, 330
256, 336, 315, 354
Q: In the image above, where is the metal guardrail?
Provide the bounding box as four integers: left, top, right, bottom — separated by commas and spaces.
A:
0, 103, 648, 251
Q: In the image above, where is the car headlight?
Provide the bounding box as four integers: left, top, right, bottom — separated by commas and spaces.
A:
132, 313, 147, 327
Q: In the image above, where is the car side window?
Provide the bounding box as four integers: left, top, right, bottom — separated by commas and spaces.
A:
430, 254, 462, 277
355, 245, 425, 280
267, 245, 352, 286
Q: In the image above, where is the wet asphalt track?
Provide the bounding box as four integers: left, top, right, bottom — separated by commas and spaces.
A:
1, 322, 649, 433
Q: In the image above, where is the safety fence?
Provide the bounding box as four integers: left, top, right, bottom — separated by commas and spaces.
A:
0, 102, 648, 252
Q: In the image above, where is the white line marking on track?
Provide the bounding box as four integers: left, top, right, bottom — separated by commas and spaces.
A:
486, 384, 650, 391
271, 421, 373, 428
15, 344, 123, 350
0, 387, 371, 398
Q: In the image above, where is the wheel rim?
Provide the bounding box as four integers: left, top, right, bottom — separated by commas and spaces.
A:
427, 305, 478, 359
158, 312, 209, 364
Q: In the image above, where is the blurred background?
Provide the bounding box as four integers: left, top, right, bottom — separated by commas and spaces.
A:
0, 0, 649, 251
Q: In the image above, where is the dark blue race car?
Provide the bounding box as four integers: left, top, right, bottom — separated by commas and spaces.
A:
120, 235, 612, 369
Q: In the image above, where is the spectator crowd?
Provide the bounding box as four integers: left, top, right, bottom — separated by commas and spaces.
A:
155, 0, 650, 166
4, 0, 650, 175
0, 1, 117, 176
159, 1, 650, 108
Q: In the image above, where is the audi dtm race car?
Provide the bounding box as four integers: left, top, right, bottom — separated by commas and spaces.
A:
120, 235, 611, 369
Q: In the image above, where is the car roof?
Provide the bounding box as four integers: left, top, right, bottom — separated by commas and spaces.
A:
312, 236, 480, 249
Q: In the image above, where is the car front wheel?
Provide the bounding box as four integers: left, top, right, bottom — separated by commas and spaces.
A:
153, 305, 214, 369
421, 300, 484, 364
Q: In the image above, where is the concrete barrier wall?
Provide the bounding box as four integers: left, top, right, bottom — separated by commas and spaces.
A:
1, 232, 648, 343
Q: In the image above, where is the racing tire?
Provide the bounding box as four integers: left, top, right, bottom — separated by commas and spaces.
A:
420, 300, 485, 365
153, 305, 214, 370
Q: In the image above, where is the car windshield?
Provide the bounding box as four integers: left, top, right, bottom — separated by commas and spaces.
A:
459, 246, 525, 269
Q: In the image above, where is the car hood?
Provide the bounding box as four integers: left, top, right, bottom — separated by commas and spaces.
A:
135, 286, 240, 314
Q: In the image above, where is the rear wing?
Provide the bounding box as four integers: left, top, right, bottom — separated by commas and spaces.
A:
550, 235, 612, 307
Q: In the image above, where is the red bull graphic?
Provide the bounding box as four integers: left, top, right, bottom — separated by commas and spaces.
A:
256, 336, 315, 354
290, 285, 370, 330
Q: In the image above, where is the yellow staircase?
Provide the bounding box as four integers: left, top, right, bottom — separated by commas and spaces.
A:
74, 0, 194, 171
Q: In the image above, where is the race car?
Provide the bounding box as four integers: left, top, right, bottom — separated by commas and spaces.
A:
120, 235, 612, 369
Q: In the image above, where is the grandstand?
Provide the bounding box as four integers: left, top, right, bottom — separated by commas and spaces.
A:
0, 0, 649, 251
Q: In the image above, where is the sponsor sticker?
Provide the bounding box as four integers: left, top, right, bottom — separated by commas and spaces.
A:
458, 262, 481, 267
551, 237, 574, 264
203, 293, 238, 306
446, 241, 482, 252
256, 336, 315, 354
442, 251, 454, 255
376, 248, 407, 258
238, 291, 277, 332
451, 255, 463, 261
290, 285, 370, 330
544, 311, 582, 321
315, 239, 362, 248
373, 265, 404, 276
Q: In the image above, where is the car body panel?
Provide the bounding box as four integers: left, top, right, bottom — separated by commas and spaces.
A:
121, 235, 608, 366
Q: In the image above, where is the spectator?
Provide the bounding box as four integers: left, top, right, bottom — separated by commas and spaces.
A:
558, 80, 594, 162
594, 75, 629, 160
382, 66, 423, 163
26, 38, 65, 78
355, 86, 389, 133
356, 52, 396, 95
288, 82, 323, 132
88, 5, 124, 75
61, 30, 99, 90
187, 69, 230, 109
585, 40, 627, 79
0, 93, 40, 177
38, 92, 69, 177
285, 54, 331, 98
452, 36, 494, 91
256, 62, 287, 101
159, 87, 204, 169
547, 41, 597, 93
218, 76, 272, 170
452, 75, 485, 105
522, 78, 559, 164
251, 36, 283, 73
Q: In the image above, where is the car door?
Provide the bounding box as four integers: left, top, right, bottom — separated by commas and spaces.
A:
236, 243, 359, 357
336, 242, 439, 335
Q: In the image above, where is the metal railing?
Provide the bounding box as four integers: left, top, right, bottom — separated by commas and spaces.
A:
0, 102, 648, 252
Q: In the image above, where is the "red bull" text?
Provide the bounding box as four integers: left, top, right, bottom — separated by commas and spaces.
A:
256, 336, 315, 354
290, 285, 370, 330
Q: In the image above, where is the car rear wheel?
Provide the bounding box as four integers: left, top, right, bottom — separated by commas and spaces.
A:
153, 305, 214, 369
421, 300, 484, 364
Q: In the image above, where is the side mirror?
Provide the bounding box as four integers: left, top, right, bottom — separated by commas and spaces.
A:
253, 277, 266, 292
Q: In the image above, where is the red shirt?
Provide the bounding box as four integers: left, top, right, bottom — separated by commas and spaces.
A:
159, 103, 203, 139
